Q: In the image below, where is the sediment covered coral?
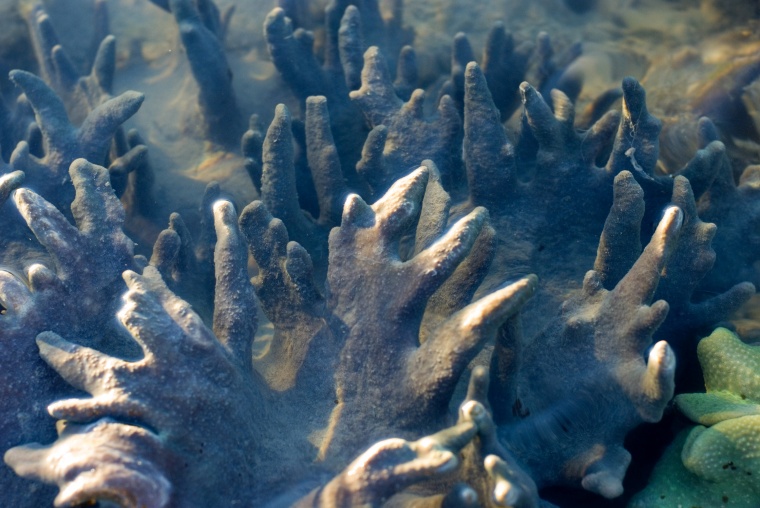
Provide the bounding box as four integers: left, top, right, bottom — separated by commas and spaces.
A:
1, 1, 760, 507
0, 158, 138, 505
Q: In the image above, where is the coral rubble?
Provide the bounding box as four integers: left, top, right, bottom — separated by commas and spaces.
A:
1, 0, 760, 507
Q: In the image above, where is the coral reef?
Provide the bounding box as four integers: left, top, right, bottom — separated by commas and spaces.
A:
629, 327, 760, 507
0, 0, 759, 507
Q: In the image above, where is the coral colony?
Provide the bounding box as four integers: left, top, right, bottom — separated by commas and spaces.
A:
1, 0, 759, 506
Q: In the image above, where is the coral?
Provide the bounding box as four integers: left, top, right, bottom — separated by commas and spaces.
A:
319, 166, 536, 463
4, 158, 536, 505
441, 26, 533, 122
5, 70, 142, 213
6, 418, 172, 508
677, 327, 760, 425
264, 2, 370, 183
1, 1, 760, 507
252, 99, 347, 271
351, 46, 461, 193
459, 61, 752, 349
457, 366, 546, 508
630, 327, 760, 507
627, 429, 758, 508
295, 418, 479, 507
697, 150, 760, 292
152, 0, 242, 147
0, 158, 137, 506
490, 174, 681, 500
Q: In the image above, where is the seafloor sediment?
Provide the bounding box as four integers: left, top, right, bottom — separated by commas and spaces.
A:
1, 0, 759, 507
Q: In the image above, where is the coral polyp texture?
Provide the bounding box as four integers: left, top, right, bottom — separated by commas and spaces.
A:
1, 0, 760, 507
629, 327, 760, 508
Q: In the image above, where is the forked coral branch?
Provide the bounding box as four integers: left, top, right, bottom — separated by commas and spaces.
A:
5, 418, 171, 508
489, 175, 683, 498
321, 164, 536, 464
9, 71, 143, 210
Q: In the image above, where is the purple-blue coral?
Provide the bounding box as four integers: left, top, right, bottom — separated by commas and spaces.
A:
1, 1, 760, 507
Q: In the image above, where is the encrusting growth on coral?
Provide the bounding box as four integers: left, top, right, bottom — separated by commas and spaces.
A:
1, 0, 760, 507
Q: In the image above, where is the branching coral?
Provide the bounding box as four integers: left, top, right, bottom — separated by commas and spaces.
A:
459, 60, 752, 348
152, 0, 242, 147
4, 158, 536, 506
264, 2, 372, 182
351, 46, 462, 193
0, 158, 137, 505
320, 165, 536, 464
1, 1, 760, 507
5, 70, 143, 213
6, 418, 172, 508
503, 190, 680, 499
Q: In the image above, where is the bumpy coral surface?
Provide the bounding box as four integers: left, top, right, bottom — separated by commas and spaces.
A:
0, 0, 760, 507
630, 328, 760, 507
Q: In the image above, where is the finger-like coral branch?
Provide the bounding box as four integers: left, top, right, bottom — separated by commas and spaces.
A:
165, 0, 242, 147
33, 266, 263, 505
299, 422, 477, 507
9, 71, 143, 211
5, 418, 171, 508
491, 192, 683, 498
321, 164, 535, 464
351, 47, 462, 192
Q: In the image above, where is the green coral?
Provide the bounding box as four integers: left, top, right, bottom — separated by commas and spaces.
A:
677, 327, 760, 425
629, 430, 756, 508
630, 328, 760, 507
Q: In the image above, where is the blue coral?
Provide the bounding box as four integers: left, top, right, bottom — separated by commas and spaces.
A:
0, 1, 759, 507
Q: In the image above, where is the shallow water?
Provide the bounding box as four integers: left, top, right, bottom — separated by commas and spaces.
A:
0, 1, 759, 507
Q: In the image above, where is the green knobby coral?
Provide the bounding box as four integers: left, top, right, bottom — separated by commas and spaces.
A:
630, 327, 760, 507
677, 327, 760, 426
